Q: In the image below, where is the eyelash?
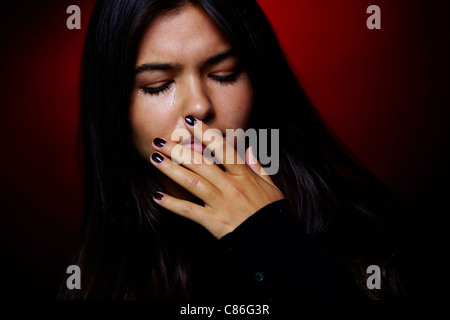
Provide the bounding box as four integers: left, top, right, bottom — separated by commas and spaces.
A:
208, 71, 241, 85
141, 71, 241, 96
141, 81, 173, 96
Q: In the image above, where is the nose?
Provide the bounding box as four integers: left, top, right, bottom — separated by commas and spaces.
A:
178, 76, 214, 123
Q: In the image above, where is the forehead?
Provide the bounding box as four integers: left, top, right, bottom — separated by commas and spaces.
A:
136, 4, 231, 65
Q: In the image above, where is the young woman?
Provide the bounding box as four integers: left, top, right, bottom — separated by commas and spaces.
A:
61, 0, 409, 299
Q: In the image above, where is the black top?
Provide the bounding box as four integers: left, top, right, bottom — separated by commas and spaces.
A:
186, 199, 367, 300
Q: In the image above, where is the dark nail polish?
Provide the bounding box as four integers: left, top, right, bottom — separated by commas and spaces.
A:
153, 137, 166, 147
151, 153, 164, 163
185, 116, 197, 126
153, 192, 164, 201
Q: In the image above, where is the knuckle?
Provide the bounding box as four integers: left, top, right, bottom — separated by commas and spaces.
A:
186, 175, 199, 188
182, 202, 193, 214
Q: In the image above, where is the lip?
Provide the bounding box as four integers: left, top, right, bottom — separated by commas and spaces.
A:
189, 142, 206, 154
180, 136, 206, 153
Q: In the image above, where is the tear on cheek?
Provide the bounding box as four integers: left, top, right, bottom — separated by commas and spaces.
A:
169, 83, 177, 111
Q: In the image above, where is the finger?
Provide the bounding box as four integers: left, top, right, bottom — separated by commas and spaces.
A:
150, 152, 220, 204
245, 146, 276, 186
152, 191, 209, 225
184, 116, 247, 175
152, 138, 227, 187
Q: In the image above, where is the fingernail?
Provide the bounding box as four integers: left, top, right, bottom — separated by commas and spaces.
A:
151, 153, 164, 163
153, 137, 166, 148
185, 116, 197, 126
153, 192, 164, 201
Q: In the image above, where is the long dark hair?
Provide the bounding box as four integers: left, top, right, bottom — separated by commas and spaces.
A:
61, 0, 408, 299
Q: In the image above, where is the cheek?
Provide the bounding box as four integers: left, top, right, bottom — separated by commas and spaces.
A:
129, 89, 177, 158
215, 77, 254, 128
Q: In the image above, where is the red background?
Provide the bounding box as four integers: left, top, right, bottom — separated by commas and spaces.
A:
0, 0, 448, 298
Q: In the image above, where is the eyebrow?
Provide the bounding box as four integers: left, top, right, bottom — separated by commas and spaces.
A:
204, 49, 234, 65
134, 49, 235, 74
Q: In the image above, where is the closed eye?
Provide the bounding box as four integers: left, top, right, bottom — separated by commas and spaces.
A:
209, 71, 241, 85
141, 81, 174, 96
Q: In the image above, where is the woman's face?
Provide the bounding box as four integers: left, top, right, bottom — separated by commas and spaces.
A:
129, 4, 254, 162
